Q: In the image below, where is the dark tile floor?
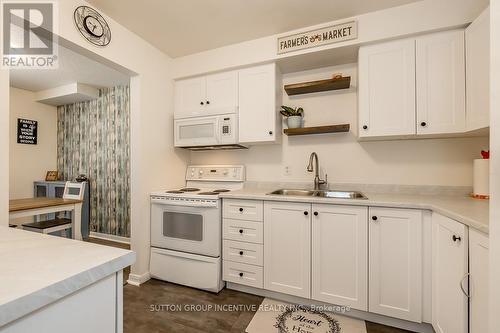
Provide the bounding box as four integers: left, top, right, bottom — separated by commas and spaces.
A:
124, 279, 416, 333
87, 238, 415, 333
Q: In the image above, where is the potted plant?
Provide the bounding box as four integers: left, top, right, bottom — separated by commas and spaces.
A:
280, 105, 304, 129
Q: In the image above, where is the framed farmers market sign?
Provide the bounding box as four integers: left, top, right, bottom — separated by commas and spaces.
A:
277, 21, 357, 54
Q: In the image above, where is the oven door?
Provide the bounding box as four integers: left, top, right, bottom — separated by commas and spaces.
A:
151, 201, 221, 257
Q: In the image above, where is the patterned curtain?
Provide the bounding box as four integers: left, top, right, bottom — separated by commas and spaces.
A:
57, 86, 130, 237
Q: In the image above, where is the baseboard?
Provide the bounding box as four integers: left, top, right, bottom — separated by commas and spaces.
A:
89, 232, 130, 245
127, 271, 151, 286
227, 282, 434, 333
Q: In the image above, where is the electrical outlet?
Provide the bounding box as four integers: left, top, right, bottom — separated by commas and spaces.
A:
283, 165, 292, 177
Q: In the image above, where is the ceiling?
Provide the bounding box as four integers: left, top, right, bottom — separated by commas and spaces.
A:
10, 43, 130, 92
87, 0, 421, 58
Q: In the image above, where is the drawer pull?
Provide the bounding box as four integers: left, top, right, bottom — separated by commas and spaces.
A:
239, 229, 244, 234
239, 208, 244, 212
239, 251, 244, 256
239, 272, 244, 277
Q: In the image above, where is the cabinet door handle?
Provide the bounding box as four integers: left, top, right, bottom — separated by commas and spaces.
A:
362, 125, 368, 130
239, 272, 244, 277
200, 101, 204, 105
304, 211, 309, 216
206, 101, 210, 105
269, 131, 273, 135
239, 207, 244, 212
460, 272, 470, 298
313, 212, 318, 216
239, 251, 244, 256
420, 121, 427, 127
371, 216, 378, 221
453, 235, 462, 242
239, 229, 244, 234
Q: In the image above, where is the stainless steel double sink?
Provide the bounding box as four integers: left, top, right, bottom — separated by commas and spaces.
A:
268, 189, 367, 199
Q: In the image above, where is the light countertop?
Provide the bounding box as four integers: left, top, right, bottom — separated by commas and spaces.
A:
0, 227, 135, 328
220, 188, 489, 234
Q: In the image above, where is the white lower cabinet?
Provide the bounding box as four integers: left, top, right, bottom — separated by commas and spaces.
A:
432, 213, 468, 333
369, 207, 423, 322
264, 201, 311, 298
311, 204, 368, 310
469, 229, 489, 333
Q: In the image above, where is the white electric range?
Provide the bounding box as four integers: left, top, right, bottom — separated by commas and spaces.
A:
150, 165, 245, 292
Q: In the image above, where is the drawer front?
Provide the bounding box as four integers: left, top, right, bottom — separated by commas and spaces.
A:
223, 219, 263, 244
223, 260, 263, 288
223, 240, 263, 266
223, 199, 263, 221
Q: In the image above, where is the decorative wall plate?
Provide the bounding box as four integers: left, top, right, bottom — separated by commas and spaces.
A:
74, 6, 111, 46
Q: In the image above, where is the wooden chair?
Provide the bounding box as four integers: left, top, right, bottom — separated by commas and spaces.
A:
22, 182, 86, 238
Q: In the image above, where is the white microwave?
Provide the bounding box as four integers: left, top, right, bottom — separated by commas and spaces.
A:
174, 113, 246, 150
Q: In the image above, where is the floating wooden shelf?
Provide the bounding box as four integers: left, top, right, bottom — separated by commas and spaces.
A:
284, 124, 350, 136
284, 76, 351, 96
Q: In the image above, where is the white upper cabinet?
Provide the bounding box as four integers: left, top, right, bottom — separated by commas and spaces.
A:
432, 213, 468, 333
466, 7, 490, 131
416, 30, 466, 135
264, 201, 310, 298
205, 71, 238, 114
469, 229, 489, 333
358, 39, 416, 137
238, 63, 281, 144
311, 204, 368, 311
359, 29, 468, 139
174, 76, 206, 119
174, 70, 238, 119
369, 207, 422, 322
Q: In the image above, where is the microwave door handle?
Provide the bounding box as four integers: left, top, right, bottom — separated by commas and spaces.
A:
215, 117, 221, 144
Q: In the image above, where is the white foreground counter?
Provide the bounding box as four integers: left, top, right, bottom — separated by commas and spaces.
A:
0, 227, 135, 333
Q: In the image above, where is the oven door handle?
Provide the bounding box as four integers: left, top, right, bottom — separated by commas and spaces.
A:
151, 198, 219, 208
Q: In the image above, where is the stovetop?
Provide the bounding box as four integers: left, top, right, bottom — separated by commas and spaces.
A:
151, 165, 245, 201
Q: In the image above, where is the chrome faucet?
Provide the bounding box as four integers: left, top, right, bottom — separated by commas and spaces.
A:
307, 152, 328, 190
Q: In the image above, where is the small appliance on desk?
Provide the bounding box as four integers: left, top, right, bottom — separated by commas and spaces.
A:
150, 165, 245, 292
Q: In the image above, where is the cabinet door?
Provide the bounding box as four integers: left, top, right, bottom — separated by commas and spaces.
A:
466, 8, 490, 131
238, 63, 279, 144
416, 30, 466, 134
174, 76, 206, 119
369, 207, 422, 322
469, 229, 489, 333
264, 201, 310, 298
431, 213, 468, 333
358, 39, 416, 137
312, 204, 368, 310
205, 70, 238, 115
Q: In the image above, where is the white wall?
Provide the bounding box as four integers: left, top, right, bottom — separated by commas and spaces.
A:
0, 70, 9, 226
191, 65, 489, 186
9, 88, 58, 199
490, 0, 499, 331
172, 0, 488, 78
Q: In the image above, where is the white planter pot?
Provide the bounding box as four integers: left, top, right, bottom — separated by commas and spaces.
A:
287, 116, 303, 129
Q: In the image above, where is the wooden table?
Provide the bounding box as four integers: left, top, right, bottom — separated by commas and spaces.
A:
9, 198, 84, 240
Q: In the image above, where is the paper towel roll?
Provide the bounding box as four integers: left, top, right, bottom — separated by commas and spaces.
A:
473, 159, 489, 197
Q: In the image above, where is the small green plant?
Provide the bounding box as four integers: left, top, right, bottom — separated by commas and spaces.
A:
280, 105, 304, 118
